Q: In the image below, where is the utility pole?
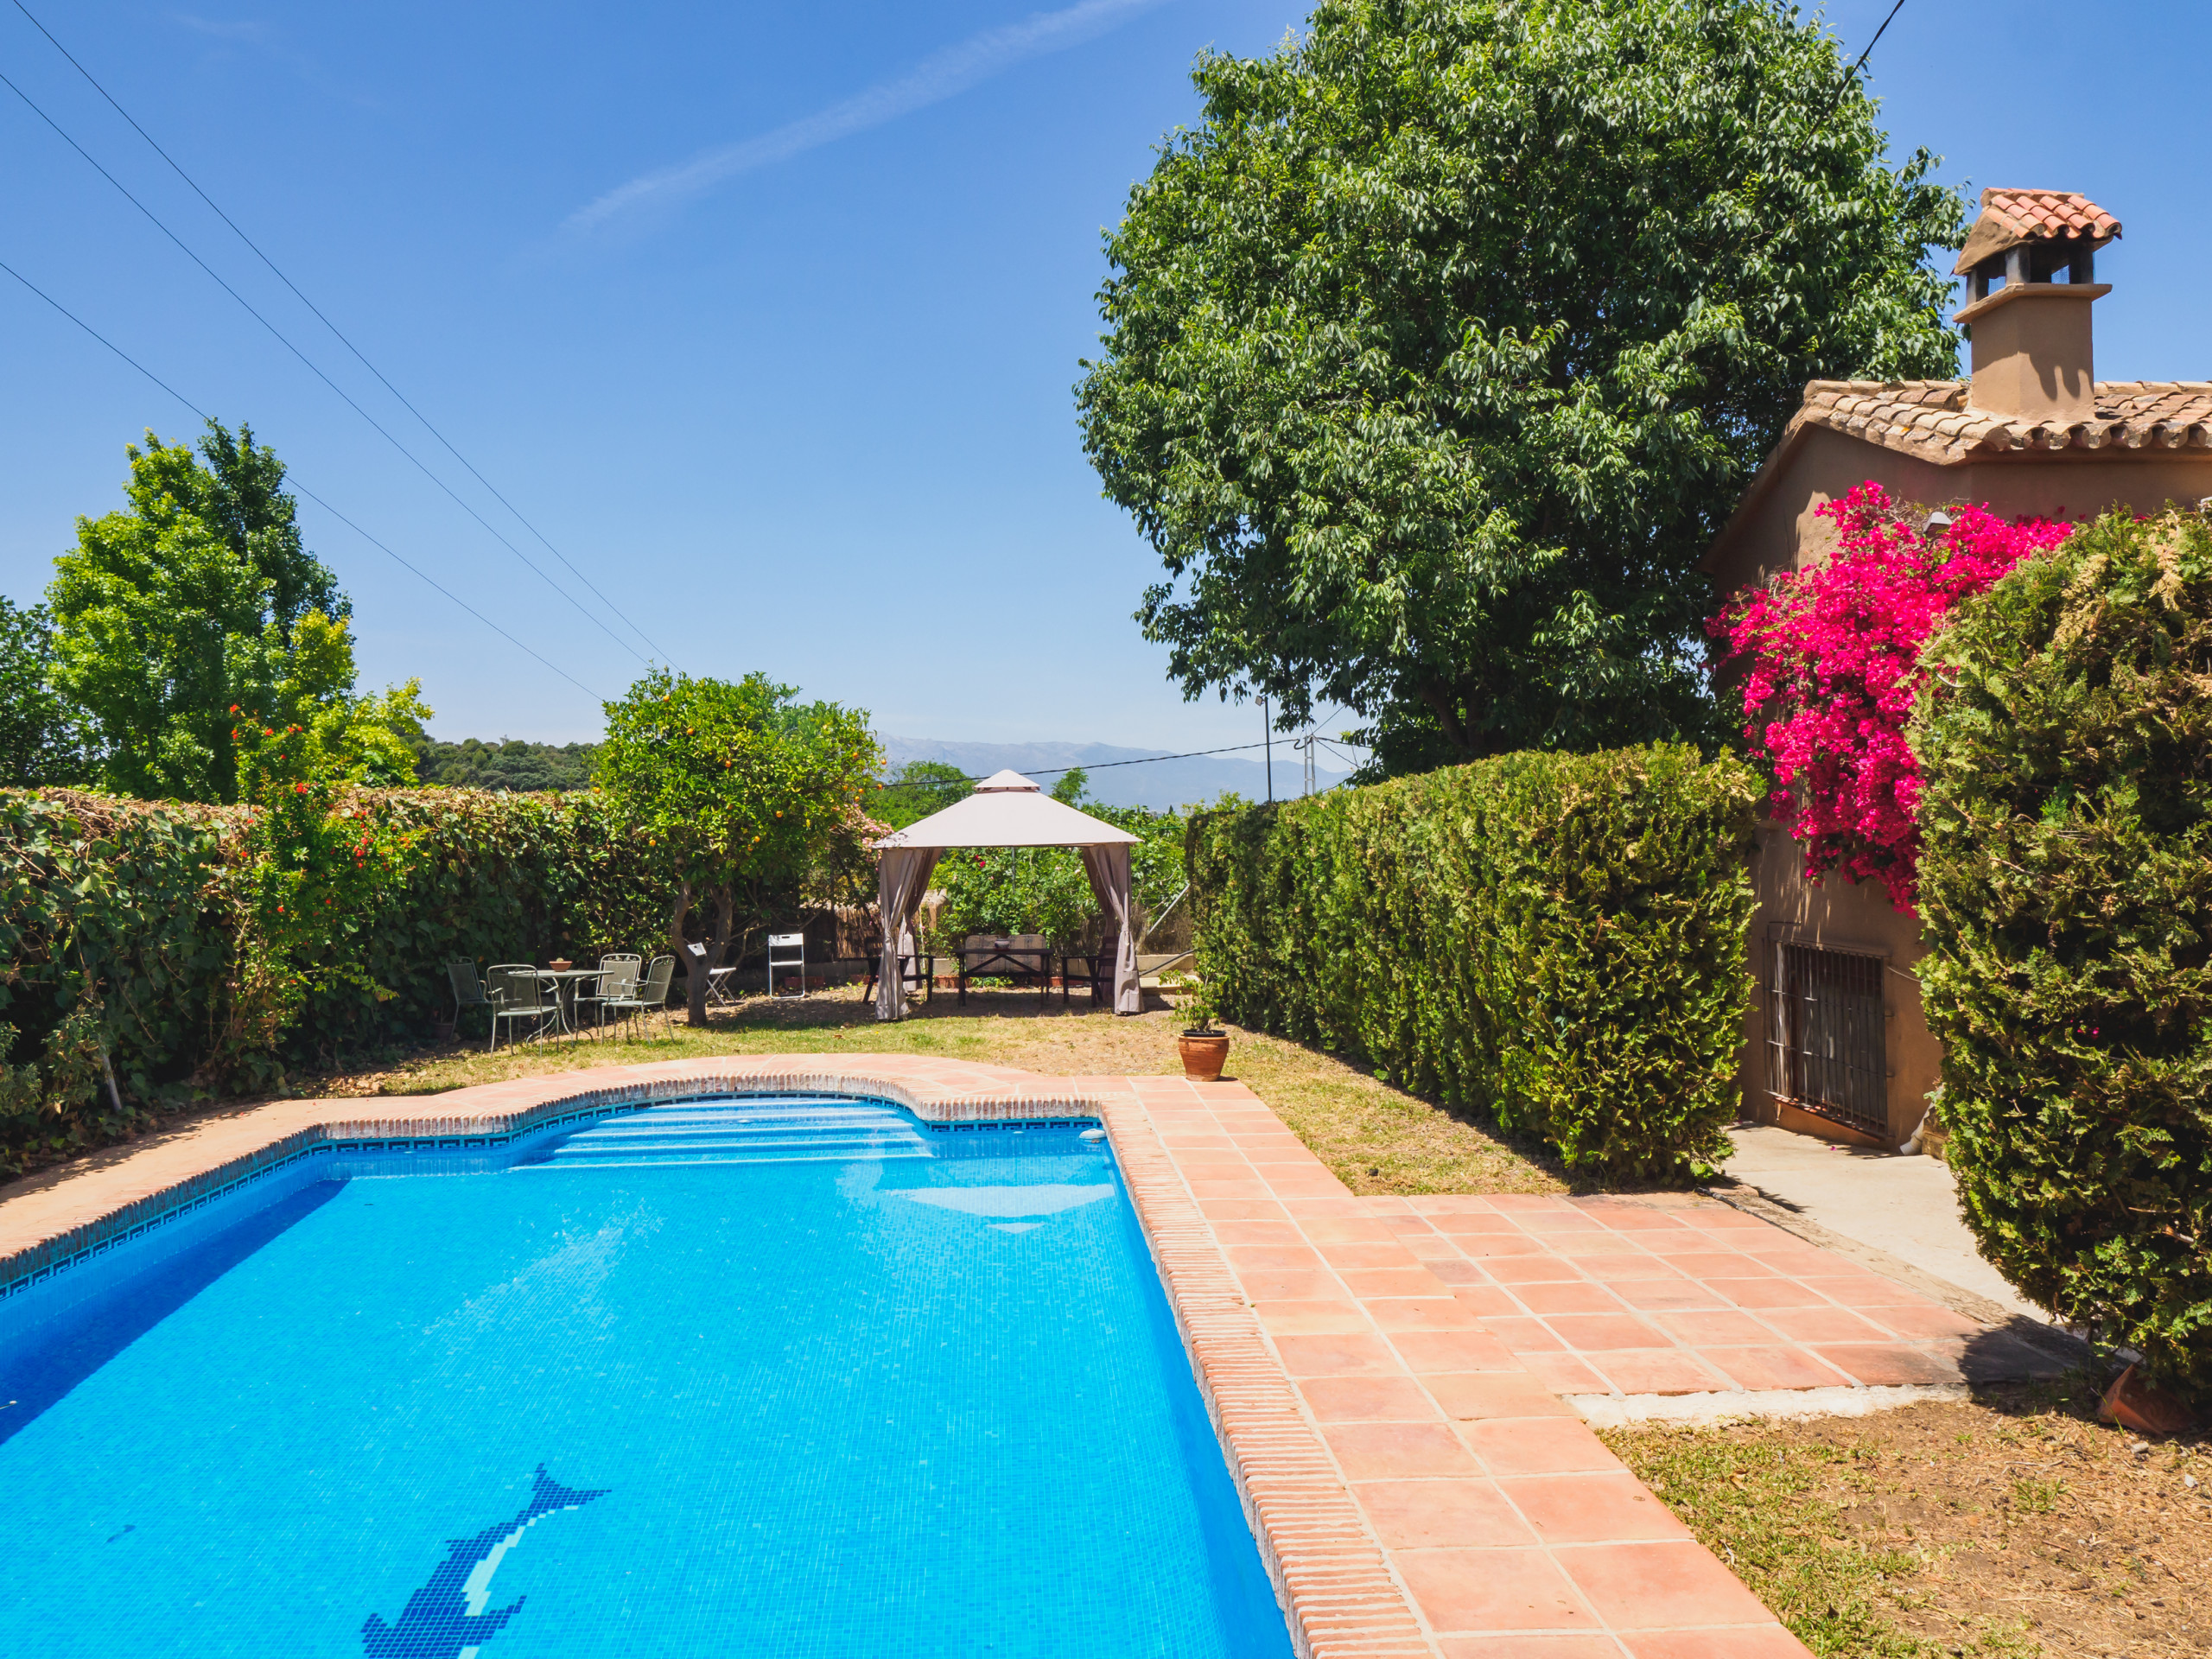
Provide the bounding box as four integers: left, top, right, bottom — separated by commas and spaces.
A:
1262, 696, 1272, 802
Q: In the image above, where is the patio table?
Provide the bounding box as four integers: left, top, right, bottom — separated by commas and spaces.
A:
529, 967, 605, 1037
956, 942, 1054, 1012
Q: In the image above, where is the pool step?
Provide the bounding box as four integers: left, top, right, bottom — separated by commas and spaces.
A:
519, 1099, 933, 1168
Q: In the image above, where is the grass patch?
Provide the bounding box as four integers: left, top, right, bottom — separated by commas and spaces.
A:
1604, 1384, 2212, 1658
1601, 1424, 1961, 1657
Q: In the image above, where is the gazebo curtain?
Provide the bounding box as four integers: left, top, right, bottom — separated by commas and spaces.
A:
1078, 844, 1143, 1016
873, 848, 941, 1022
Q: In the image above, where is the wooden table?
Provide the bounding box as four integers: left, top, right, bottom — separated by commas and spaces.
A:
956, 943, 1054, 1011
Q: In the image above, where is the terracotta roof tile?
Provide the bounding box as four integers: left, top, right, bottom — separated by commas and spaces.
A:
1981, 188, 2121, 245
1789, 379, 2212, 465
1954, 188, 2121, 274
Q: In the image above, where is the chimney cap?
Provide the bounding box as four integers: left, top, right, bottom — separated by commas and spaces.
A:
1954, 188, 2121, 276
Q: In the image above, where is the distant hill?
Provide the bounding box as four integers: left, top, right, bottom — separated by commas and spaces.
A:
410, 736, 597, 792
877, 735, 1346, 813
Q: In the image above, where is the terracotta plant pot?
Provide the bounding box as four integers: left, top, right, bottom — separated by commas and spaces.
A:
2098, 1363, 2198, 1434
548, 958, 574, 973
1178, 1032, 1230, 1082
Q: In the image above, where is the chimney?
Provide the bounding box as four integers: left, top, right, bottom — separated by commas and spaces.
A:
1954, 188, 2120, 425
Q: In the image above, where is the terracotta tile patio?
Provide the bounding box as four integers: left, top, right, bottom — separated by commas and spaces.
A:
2, 1055, 2058, 1657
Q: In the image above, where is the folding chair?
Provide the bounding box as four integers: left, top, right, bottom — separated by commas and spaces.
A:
767, 931, 807, 997
686, 942, 741, 1008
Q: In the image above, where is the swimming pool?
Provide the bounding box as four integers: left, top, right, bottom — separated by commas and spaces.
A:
0, 1096, 1292, 1657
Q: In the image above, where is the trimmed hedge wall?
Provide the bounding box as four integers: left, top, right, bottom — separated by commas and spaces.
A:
1914, 509, 2212, 1395
1, 787, 665, 1173
1186, 745, 1759, 1179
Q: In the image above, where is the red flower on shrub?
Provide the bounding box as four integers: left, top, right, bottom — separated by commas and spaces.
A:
1713, 481, 2070, 912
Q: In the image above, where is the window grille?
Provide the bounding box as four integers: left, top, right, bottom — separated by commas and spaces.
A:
1766, 942, 1886, 1135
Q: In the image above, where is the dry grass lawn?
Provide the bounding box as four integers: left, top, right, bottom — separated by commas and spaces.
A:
1602, 1382, 2210, 1659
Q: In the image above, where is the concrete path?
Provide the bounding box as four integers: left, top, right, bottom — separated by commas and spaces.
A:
1717, 1123, 2046, 1325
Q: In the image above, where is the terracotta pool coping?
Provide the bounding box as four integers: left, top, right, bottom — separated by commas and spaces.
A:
0, 1056, 1812, 1658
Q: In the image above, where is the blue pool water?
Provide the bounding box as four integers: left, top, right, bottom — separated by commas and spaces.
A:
0, 1097, 1292, 1657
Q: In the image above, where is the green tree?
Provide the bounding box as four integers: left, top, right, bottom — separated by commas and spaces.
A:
595, 670, 879, 1025
1077, 0, 1965, 768
866, 760, 970, 830
0, 597, 91, 786
46, 422, 422, 801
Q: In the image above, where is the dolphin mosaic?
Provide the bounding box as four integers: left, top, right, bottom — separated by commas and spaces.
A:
362, 1465, 608, 1658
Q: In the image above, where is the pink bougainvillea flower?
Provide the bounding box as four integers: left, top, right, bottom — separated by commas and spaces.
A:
1712, 481, 2069, 913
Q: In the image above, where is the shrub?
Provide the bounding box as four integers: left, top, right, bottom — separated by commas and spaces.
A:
1187, 745, 1758, 1179
0, 785, 668, 1173
1713, 481, 2070, 912
1913, 508, 2212, 1395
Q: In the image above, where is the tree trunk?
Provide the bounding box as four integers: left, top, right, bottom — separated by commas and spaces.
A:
667, 876, 699, 1027
681, 886, 737, 1027
1418, 683, 1478, 760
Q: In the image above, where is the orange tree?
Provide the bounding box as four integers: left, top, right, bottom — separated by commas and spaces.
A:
595, 670, 877, 1024
224, 707, 420, 1082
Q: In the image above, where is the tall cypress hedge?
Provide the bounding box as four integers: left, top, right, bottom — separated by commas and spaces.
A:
1186, 745, 1759, 1179
1, 786, 666, 1173
1914, 509, 2212, 1395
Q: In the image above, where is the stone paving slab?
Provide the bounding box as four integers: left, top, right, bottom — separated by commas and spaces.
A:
1376, 1190, 2070, 1399
1, 1057, 1834, 1656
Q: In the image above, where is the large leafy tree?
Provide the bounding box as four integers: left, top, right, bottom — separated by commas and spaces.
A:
596, 670, 879, 1025
1077, 0, 1965, 767
45, 422, 423, 801
0, 597, 91, 786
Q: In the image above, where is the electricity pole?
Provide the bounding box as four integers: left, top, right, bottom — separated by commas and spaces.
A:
1262, 697, 1272, 802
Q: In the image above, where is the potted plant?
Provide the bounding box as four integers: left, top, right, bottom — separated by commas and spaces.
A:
1177, 987, 1230, 1082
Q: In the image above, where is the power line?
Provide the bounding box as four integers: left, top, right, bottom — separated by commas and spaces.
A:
0, 60, 654, 671
0, 254, 601, 700
7, 0, 677, 669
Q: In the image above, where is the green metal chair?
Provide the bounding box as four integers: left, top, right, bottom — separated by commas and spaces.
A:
446, 959, 489, 1038
485, 963, 559, 1051
577, 953, 643, 1037
601, 954, 676, 1042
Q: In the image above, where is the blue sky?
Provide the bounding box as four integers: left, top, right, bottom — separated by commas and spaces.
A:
2, 1, 2204, 750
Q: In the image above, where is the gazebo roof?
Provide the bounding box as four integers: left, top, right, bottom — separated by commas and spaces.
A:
874, 770, 1139, 850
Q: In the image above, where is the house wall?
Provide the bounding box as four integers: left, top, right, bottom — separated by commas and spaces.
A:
1711, 429, 2212, 1143
1738, 823, 1937, 1146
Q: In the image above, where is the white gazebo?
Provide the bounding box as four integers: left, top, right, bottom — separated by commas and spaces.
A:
873, 770, 1142, 1020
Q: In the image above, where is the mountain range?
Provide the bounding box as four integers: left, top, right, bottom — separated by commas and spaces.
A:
877, 734, 1349, 813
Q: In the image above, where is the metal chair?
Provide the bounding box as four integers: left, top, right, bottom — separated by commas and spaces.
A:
601, 954, 677, 1041
685, 942, 741, 1009
767, 931, 807, 997
446, 959, 488, 1038
577, 953, 642, 1036
485, 963, 559, 1051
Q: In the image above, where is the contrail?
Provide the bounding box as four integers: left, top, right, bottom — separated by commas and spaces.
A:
567, 0, 1168, 232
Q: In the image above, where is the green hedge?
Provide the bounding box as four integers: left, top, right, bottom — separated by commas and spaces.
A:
1914, 508, 2212, 1395
1, 786, 666, 1173
1187, 745, 1759, 1179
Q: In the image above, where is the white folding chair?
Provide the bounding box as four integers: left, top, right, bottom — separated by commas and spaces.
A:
686, 941, 741, 1008
767, 931, 807, 998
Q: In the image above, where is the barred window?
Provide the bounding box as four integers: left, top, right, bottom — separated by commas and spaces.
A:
1766, 942, 1886, 1135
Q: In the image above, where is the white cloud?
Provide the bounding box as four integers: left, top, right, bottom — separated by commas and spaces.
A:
565, 0, 1167, 234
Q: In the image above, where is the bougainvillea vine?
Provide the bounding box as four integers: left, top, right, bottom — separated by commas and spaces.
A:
1713, 481, 2071, 912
